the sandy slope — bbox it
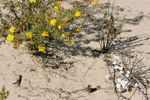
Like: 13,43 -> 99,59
0,0 -> 150,100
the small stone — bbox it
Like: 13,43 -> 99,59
117,78 -> 122,83
118,67 -> 123,71
134,83 -> 138,87
114,56 -> 119,59
106,74 -> 111,79
127,71 -> 130,74
125,74 -> 129,77
114,65 -> 119,69
113,61 -> 117,65
116,84 -> 121,88
120,71 -> 124,74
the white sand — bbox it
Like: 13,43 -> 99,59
0,0 -> 150,100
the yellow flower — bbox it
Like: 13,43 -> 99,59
29,0 -> 36,3
95,1 -> 101,5
77,28 -> 82,32
57,1 -> 60,4
69,40 -> 74,45
62,33 -> 68,38
91,1 -> 94,4
58,25 -> 62,30
57,1 -> 61,6
7,34 -> 15,41
54,6 -> 59,12
75,11 -> 81,17
50,19 -> 57,26
38,46 -> 45,52
9,26 -> 16,33
98,2 -> 101,5
26,32 -> 32,39
42,31 -> 49,37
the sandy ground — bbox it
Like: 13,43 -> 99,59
0,0 -> 150,100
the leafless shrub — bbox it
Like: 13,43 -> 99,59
105,53 -> 150,100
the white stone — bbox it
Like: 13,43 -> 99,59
116,84 -> 121,88
121,80 -> 128,89
143,78 -> 146,82
125,74 -> 129,77
113,61 -> 117,65
114,56 -> 119,59
114,65 -> 119,69
120,71 -> 124,74
118,88 -> 122,92
118,66 -> 123,71
127,71 -> 130,74
117,78 -> 122,83
134,83 -> 139,87
106,74 -> 110,79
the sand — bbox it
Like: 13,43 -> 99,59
0,0 -> 150,100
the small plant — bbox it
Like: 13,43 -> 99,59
97,11 -> 125,53
0,86 -> 9,100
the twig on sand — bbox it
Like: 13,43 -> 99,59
84,58 -> 99,76
70,84 -> 100,94
106,65 -> 117,94
12,74 -> 22,86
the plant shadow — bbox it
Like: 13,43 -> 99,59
110,35 -> 150,57
34,3 -> 148,69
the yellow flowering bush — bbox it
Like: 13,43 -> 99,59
0,0 -> 98,52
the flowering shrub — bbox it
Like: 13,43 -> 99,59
0,0 -> 100,52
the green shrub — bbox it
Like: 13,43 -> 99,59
98,12 -> 125,53
0,0 -> 101,52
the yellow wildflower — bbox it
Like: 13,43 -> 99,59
54,6 -> 59,12
9,26 -> 16,33
7,34 -> 15,41
42,31 -> 49,37
95,1 -> 101,5
58,25 -> 62,30
62,33 -> 68,38
77,28 -> 82,32
29,0 -> 36,3
91,1 -> 94,4
26,32 -> 32,39
57,1 -> 61,6
69,40 -> 74,45
50,19 -> 57,26
75,11 -> 81,17
57,1 -> 60,4
38,46 -> 45,52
